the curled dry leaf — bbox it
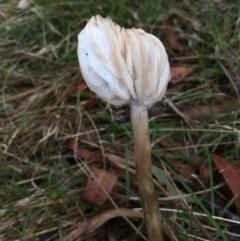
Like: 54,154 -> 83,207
212,154 -> 240,214
82,167 -> 118,207
170,66 -> 195,84
63,209 -> 143,241
17,0 -> 32,9
163,15 -> 181,51
64,208 -> 174,241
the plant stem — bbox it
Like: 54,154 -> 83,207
130,104 -> 164,241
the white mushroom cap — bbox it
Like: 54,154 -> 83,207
78,15 -> 170,109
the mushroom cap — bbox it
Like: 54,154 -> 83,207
78,15 -> 170,108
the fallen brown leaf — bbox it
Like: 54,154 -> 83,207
149,101 -> 240,121
159,138 -> 187,156
65,83 -> 88,99
212,153 -> 240,214
199,165 -> 211,179
181,100 -> 240,120
163,15 -> 181,51
66,138 -> 103,162
82,167 -> 118,207
170,66 -> 195,84
78,83 -> 88,92
175,162 -> 195,180
64,208 -> 174,241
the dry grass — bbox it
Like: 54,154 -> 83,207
1,0 -> 240,240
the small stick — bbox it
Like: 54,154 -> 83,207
131,104 -> 164,241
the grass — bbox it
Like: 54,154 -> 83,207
1,0 -> 240,240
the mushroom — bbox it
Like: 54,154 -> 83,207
77,15 -> 170,241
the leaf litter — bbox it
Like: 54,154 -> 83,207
212,154 -> 240,215
1,1 -> 240,241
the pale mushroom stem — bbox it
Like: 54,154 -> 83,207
130,104 -> 164,241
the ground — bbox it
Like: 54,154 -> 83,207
1,0 -> 240,241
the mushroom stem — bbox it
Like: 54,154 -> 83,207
130,104 -> 164,241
